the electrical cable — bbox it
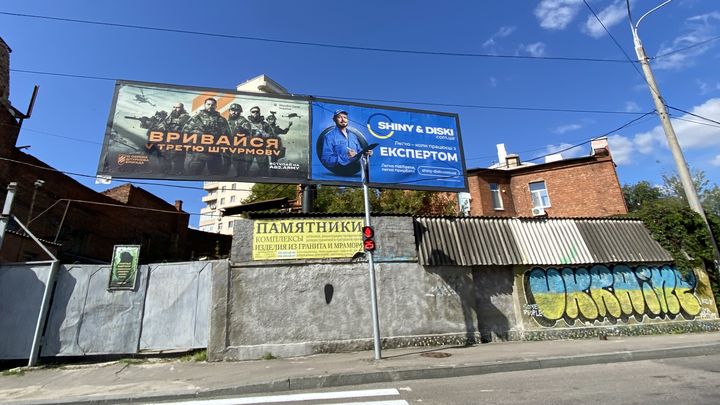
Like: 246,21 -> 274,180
9,68 -> 649,116
0,11 -> 632,63
583,0 -> 647,84
667,105 -> 720,126
670,116 -> 720,130
652,35 -> 720,60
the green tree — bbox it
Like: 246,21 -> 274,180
622,181 -> 663,212
244,183 -> 456,215
661,169 -> 720,216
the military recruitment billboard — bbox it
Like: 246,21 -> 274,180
309,100 -> 467,191
97,80 -> 467,192
97,81 -> 310,183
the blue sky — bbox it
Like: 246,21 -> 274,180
2,0 -> 719,226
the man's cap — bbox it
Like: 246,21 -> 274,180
229,103 -> 242,111
266,114 -> 276,121
333,109 -> 348,118
250,106 -> 260,113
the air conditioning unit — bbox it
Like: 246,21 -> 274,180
531,207 -> 546,217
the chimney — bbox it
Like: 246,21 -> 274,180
0,37 -> 11,103
496,144 -> 507,166
591,137 -> 610,156
505,154 -> 520,168
175,200 -> 183,211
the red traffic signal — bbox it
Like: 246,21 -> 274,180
362,226 -> 376,252
363,239 -> 376,251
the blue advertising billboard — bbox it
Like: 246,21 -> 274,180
310,101 -> 467,191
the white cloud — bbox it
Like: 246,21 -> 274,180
607,134 -> 634,165
553,123 -> 582,134
697,80 -> 720,95
655,12 -> 720,70
535,0 -> 583,30
523,42 -> 547,57
582,0 -> 627,38
606,98 -> 720,165
545,142 -> 585,159
634,98 -> 720,151
489,77 -> 498,87
624,101 -> 642,112
482,25 -> 517,49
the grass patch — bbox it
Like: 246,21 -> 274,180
261,352 -> 277,360
118,358 -> 144,365
2,368 -> 26,376
180,350 -> 207,362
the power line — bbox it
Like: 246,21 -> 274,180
583,0 -> 647,84
653,34 -> 720,59
0,11 -> 631,63
524,110 -> 656,163
667,105 -> 720,126
10,68 -> 650,116
670,116 -> 720,130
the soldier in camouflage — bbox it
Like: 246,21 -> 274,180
265,113 -> 292,163
181,98 -> 231,176
228,103 -> 253,177
161,103 -> 191,175
246,106 -> 273,176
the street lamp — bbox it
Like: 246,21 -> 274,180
626,0 -> 720,265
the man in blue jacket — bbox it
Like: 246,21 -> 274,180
320,109 -> 365,170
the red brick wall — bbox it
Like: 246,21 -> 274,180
468,154 -> 627,218
0,37 -> 9,102
467,173 -> 515,217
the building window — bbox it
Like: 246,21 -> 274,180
208,203 -> 216,210
228,220 -> 234,229
529,181 -> 551,208
231,183 -> 236,190
230,195 -> 236,203
490,183 -> 503,210
220,197 -> 225,205
221,185 -> 226,192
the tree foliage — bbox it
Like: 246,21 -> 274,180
244,184 -> 457,216
623,171 -> 720,304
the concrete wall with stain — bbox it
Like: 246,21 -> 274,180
517,264 -> 719,332
212,216 -> 480,361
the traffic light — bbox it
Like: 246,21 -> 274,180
362,226 -> 376,252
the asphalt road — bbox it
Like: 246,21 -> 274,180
150,354 -> 720,404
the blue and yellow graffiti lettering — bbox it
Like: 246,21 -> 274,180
525,264 -> 701,323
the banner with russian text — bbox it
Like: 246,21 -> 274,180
253,219 -> 363,260
97,81 -> 309,183
309,100 -> 467,192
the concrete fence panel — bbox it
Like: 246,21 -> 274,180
42,264 -> 149,356
0,264 -> 52,359
139,261 -> 214,350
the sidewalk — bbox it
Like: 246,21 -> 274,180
1,332 -> 719,405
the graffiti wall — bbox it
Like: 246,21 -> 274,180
523,264 -> 718,327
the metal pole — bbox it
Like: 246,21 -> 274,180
0,182 -> 18,251
29,260 -> 59,367
54,201 -> 71,243
301,184 -> 314,213
630,14 -> 720,266
361,154 -> 382,360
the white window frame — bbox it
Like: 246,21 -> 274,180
529,181 -> 551,208
490,183 -> 504,210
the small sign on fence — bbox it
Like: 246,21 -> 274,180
108,245 -> 141,290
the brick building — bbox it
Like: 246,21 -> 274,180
0,37 -> 229,263
465,139 -> 627,217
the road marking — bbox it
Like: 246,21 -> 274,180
153,388 -> 401,404
324,401 -> 409,405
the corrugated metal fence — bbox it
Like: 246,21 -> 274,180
0,261 -> 220,360
415,217 -> 672,266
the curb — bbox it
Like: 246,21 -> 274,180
36,342 -> 720,405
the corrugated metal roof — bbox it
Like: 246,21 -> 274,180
575,220 -> 673,263
415,217 -> 672,266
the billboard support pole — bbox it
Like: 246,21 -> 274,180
361,153 -> 382,360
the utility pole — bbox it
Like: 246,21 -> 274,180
360,146 -> 381,360
627,0 -> 720,265
0,182 -> 18,250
